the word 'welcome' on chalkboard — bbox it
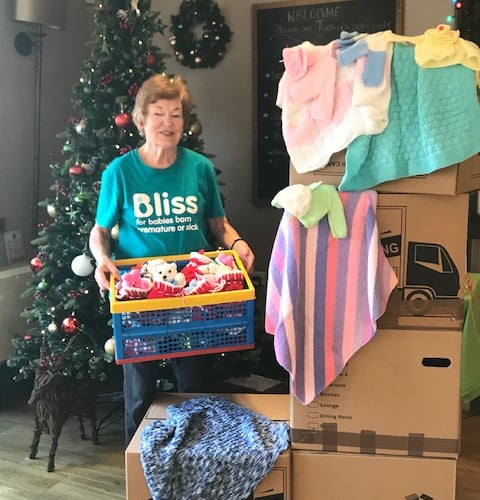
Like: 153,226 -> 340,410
252,0 -> 404,204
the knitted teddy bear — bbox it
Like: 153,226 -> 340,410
115,268 -> 153,300
150,261 -> 186,287
146,261 -> 186,299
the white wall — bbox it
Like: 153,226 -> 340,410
0,0 -> 91,268
0,5 -> 35,267
403,0 -> 453,35
38,2 -> 93,224
0,0 -> 455,272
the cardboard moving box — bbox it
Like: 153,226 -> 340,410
377,290 -> 464,330
289,151 -> 480,195
125,393 -> 291,500
292,450 -> 456,500
290,328 -> 462,458
376,193 -> 469,303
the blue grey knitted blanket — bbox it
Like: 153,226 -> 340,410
140,396 -> 290,500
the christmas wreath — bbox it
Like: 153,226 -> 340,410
169,0 -> 233,69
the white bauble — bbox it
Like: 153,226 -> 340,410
111,224 -> 120,240
71,254 -> 94,277
47,204 -> 58,218
104,337 -> 116,356
47,322 -> 58,334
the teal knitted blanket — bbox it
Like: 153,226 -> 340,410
341,43 -> 480,191
140,396 -> 290,500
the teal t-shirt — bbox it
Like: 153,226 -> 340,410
95,147 -> 225,259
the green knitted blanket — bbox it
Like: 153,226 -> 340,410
342,43 -> 480,191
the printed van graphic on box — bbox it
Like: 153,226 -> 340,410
380,231 -> 460,301
377,202 -> 460,305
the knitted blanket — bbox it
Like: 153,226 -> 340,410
341,43 -> 480,191
265,191 -> 398,404
277,35 -> 393,173
140,396 -> 290,500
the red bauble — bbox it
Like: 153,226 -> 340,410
146,53 -> 156,67
128,82 -> 139,96
30,255 -> 43,273
69,164 -> 86,177
114,112 -> 131,128
61,316 -> 80,335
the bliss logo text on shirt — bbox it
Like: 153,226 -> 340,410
133,192 -> 199,217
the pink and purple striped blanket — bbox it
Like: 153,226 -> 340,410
265,190 -> 397,404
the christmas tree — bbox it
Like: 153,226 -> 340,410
456,0 -> 480,44
7,0 -> 259,390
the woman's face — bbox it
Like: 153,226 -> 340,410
141,98 -> 184,149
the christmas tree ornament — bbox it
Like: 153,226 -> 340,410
37,280 -> 49,292
47,322 -> 58,334
47,203 -> 58,218
30,255 -> 43,273
114,112 -> 132,128
190,120 -> 203,136
104,337 -> 116,356
75,119 -> 87,134
117,9 -> 128,20
101,70 -> 114,85
130,0 -> 140,16
69,164 -> 86,177
83,84 -> 93,95
71,253 -> 95,277
61,315 -> 80,335
111,224 -> 120,240
146,53 -> 156,67
170,0 -> 232,69
128,82 -> 140,96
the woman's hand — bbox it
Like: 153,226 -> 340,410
207,217 -> 256,274
94,255 -> 121,293
89,224 -> 120,294
232,240 -> 255,274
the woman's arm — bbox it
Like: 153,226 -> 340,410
89,224 -> 121,291
208,216 -> 255,274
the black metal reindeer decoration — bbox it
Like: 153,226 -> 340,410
28,334 -> 98,472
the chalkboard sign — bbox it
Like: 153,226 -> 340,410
252,0 -> 404,203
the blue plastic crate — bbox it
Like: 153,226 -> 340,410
112,300 -> 255,363
109,251 -> 256,364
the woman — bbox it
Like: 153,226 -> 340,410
89,74 -> 255,444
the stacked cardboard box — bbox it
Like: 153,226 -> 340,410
125,393 -> 291,500
289,328 -> 461,498
286,153 -> 480,498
